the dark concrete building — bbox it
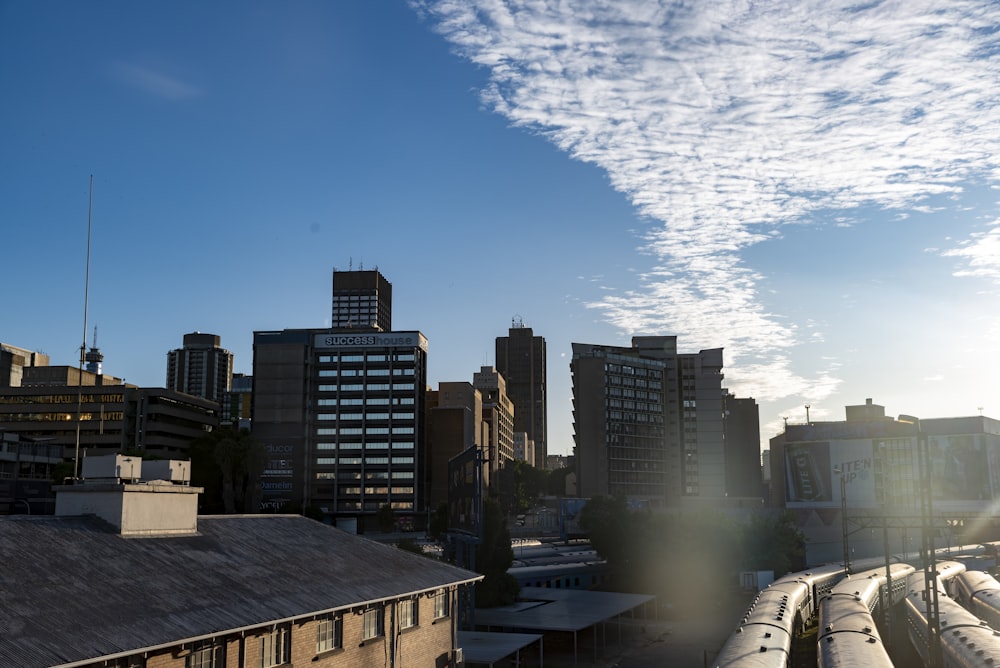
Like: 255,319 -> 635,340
572,336 -> 748,506
0,343 -> 50,388
331,267 -> 393,331
425,382 -> 485,510
166,331 -> 234,403
723,393 -> 762,498
0,372 -> 219,463
495,319 -> 547,468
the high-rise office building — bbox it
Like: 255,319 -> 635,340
331,268 -> 392,331
495,319 -> 547,468
254,269 -> 425,528
723,394 -> 762,498
166,332 -> 233,403
252,328 -> 428,528
571,336 -> 737,506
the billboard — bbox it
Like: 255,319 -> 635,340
928,433 -> 992,501
785,432 -> 1000,507
785,441 -> 832,502
785,439 -> 877,506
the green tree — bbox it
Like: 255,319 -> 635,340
475,498 -> 520,607
428,502 -> 449,540
578,495 -> 634,573
189,427 -> 267,514
545,466 -> 573,496
740,510 -> 806,577
376,503 -> 396,532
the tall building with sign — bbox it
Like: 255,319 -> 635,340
252,328 -> 428,530
495,319 -> 547,468
166,332 -> 234,403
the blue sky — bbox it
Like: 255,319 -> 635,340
3,1 -> 999,458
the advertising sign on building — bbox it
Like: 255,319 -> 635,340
785,439 -> 877,506
785,431 -> 1000,508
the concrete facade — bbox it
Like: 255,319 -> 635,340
571,336 -> 749,506
495,321 -> 547,468
166,332 -> 234,403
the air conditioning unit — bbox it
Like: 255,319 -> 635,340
81,453 -> 141,482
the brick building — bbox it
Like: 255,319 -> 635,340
0,466 -> 480,668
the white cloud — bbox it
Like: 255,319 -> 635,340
112,62 -> 202,101
944,220 -> 1000,283
417,0 -> 1000,399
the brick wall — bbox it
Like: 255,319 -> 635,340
105,588 -> 459,668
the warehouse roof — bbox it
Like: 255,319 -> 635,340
0,513 -> 481,668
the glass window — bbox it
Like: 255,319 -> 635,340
186,646 -> 221,668
261,627 -> 289,668
362,606 -> 384,641
434,590 -> 450,619
399,599 -> 418,629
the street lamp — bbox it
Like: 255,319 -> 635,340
832,467 -> 850,574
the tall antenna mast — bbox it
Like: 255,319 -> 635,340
73,175 -> 94,480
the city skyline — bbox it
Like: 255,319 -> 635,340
3,2 -> 999,456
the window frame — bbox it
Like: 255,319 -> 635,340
186,644 -> 221,668
260,625 -> 289,668
433,590 -> 450,620
399,598 -> 418,630
362,605 -> 384,641
316,615 -> 343,654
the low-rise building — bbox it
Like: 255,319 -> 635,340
0,463 -> 481,668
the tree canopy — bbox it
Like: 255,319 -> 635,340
189,427 -> 267,514
475,498 -> 520,607
578,497 -> 805,611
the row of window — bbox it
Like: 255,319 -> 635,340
338,500 -> 415,511
317,413 -> 415,421
318,397 -> 414,406
317,426 -> 415,435
317,470 -> 414,480
318,383 -> 415,392
318,368 -> 414,377
0,393 -> 126,404
316,456 -> 414,465
338,486 -> 415,495
606,411 -> 662,423
318,353 -> 415,363
0,411 -> 125,422
317,442 -> 414,450
171,592 -> 450,668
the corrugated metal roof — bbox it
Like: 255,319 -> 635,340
0,514 -> 480,668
